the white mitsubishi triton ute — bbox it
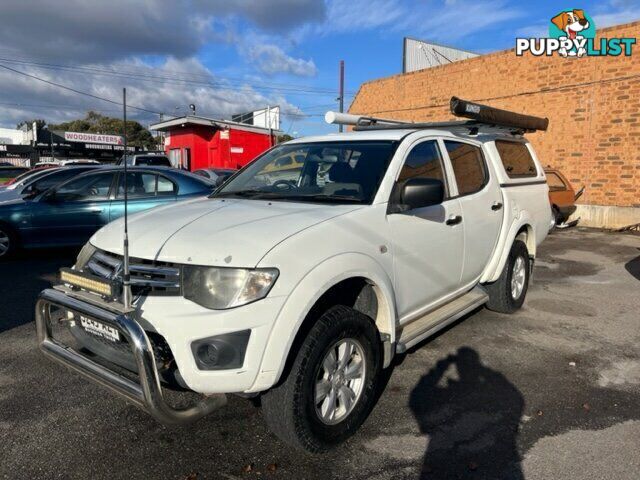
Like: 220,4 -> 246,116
36,97 -> 552,452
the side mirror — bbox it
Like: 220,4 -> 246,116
214,174 -> 231,187
22,185 -> 38,198
40,190 -> 58,202
398,178 -> 445,211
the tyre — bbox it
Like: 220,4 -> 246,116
261,305 -> 381,452
550,206 -> 560,231
0,224 -> 18,260
485,240 -> 530,314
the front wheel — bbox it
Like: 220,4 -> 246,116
485,240 -> 530,314
261,305 -> 381,452
0,224 -> 18,260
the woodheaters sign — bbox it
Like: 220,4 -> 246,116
63,131 -> 124,145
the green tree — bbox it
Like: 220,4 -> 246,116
16,119 -> 46,130
277,133 -> 294,143
49,111 -> 156,149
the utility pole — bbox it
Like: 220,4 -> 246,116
338,60 -> 345,133
267,105 -> 273,146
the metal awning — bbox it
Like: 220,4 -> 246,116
150,115 -> 281,135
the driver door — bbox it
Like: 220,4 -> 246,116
387,139 -> 464,321
31,171 -> 117,246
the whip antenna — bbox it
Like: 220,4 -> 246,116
122,87 -> 132,309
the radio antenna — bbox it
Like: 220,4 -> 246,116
122,87 -> 132,309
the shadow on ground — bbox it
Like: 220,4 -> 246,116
0,247 -> 77,333
624,252 -> 640,281
409,347 -> 524,479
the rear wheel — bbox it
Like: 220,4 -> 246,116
261,305 -> 381,452
0,224 -> 17,260
551,206 -> 560,230
485,240 -> 530,314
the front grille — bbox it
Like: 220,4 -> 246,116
85,249 -> 181,296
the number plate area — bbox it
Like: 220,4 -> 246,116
79,315 -> 121,343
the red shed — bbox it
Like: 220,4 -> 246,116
150,116 -> 277,171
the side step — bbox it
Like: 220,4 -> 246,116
396,287 -> 488,353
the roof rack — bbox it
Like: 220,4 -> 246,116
325,97 -> 549,135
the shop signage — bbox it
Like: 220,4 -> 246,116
64,132 -> 124,145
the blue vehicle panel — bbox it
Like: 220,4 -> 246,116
0,167 -> 214,253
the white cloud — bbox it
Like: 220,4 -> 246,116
192,0 -> 326,31
592,9 -> 640,28
315,0 -> 524,43
401,0 -> 525,42
590,0 -> 640,28
324,0 -> 406,32
0,57 -> 301,128
245,44 -> 317,77
0,0 -> 208,63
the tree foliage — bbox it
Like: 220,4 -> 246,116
49,111 -> 156,149
277,133 -> 294,143
16,119 -> 46,130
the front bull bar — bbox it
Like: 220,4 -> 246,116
35,287 -> 227,425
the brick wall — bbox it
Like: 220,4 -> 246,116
350,21 -> 640,208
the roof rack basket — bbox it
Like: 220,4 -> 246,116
325,96 -> 549,135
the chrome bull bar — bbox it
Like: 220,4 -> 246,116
35,287 -> 226,425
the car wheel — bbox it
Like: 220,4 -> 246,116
551,207 -> 561,230
261,305 -> 381,452
0,224 -> 17,260
485,240 -> 530,314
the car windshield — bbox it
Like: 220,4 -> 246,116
215,141 -> 397,204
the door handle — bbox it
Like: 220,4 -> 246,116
491,202 -> 503,211
446,215 -> 462,226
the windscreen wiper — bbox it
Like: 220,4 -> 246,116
247,193 -> 364,203
213,189 -> 266,198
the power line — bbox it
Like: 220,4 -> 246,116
0,56 -> 356,97
0,100 -> 124,113
0,63 -> 161,115
0,53 -> 354,94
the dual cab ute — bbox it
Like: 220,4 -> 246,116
36,98 -> 551,452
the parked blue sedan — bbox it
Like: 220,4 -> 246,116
0,166 -> 215,258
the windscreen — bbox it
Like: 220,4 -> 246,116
216,141 -> 397,204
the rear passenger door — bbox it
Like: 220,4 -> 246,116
442,140 -> 503,285
109,172 -> 177,221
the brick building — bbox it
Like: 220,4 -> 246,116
350,21 -> 640,228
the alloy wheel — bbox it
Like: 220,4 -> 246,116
0,230 -> 9,257
511,256 -> 526,299
314,338 -> 366,425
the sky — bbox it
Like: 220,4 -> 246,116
0,0 -> 638,137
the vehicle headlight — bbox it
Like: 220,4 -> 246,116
183,266 -> 279,310
74,242 -> 97,270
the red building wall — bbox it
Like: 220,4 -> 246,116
165,125 -> 272,171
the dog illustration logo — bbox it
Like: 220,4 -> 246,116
549,9 -> 594,57
517,8 -> 635,58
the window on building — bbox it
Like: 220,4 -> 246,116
169,148 -> 181,168
495,141 -> 538,178
445,141 -> 487,196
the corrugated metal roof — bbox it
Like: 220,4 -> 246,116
403,37 -> 479,73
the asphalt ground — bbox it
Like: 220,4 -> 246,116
1,228 -> 639,480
